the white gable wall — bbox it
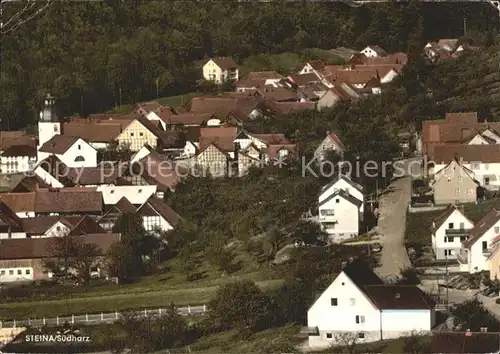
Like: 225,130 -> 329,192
360,47 -> 379,58
482,130 -> 500,144
131,146 -> 153,163
33,166 -> 65,188
319,195 -> 359,241
433,162 -> 500,190
468,134 -> 490,145
319,178 -> 364,209
468,220 -> 500,273
380,70 -> 398,84
307,271 -> 380,348
432,210 -> 474,260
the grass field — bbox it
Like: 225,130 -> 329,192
0,247 -> 283,320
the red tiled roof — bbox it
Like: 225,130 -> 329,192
62,121 -> 124,143
256,87 -> 297,102
211,57 -> 238,70
1,145 -> 37,157
135,101 -> 164,115
0,133 -> 36,152
363,285 -> 436,309
271,102 -> 316,114
252,133 -> 290,145
265,144 -> 297,160
327,131 -> 346,150
431,144 -> 500,165
0,192 -> 36,212
167,113 -> 214,126
287,73 -> 321,87
0,233 -> 120,260
34,188 -> 103,214
199,136 -> 235,153
200,127 -> 238,139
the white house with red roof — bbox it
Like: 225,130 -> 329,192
430,204 -> 474,260
459,208 -> 500,273
203,58 -> 239,83
314,131 -> 346,161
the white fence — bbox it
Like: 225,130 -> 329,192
0,305 -> 207,329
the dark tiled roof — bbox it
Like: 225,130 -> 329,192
288,73 -> 321,87
364,45 -> 387,56
115,197 -> 137,213
138,196 -> 181,227
67,215 -> 105,236
432,204 -> 460,232
0,132 -> 36,151
363,285 -> 436,309
136,101 -> 164,115
0,192 -> 36,212
0,201 -> 22,230
39,135 -> 81,154
432,144 -> 500,164
34,189 -> 103,214
10,175 -> 49,193
431,332 -> 500,353
62,121 -> 124,143
343,259 -> 385,288
464,209 -> 500,248
318,189 -> 363,208
320,175 -> 364,195
0,233 -> 120,260
1,145 -> 37,157
211,57 -> 238,70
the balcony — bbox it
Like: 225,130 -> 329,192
445,229 -> 471,236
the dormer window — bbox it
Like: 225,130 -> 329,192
54,125 -> 58,132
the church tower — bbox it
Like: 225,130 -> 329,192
38,93 -> 60,148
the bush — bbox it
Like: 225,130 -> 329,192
495,298 -> 500,305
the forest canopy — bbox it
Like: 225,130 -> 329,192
0,1 -> 498,129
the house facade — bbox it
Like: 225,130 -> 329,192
137,196 -> 181,234
195,143 -> 229,177
459,209 -> 500,273
314,131 -> 346,161
360,46 -> 387,58
38,136 -> 97,168
0,145 -> 37,174
431,160 -> 478,205
116,119 -> 158,151
318,190 -> 362,242
431,205 -> 474,260
202,58 -> 239,84
307,260 -> 436,349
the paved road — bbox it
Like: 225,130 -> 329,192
375,160 -> 415,281
0,305 -> 207,329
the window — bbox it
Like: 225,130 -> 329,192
358,333 -> 365,339
74,156 -> 85,162
77,144 -> 81,150
485,177 -> 490,185
138,189 -> 143,193
17,270 -> 22,275
446,236 -> 453,242
448,223 -> 454,229
326,333 -> 333,339
467,188 -> 473,195
454,188 -> 460,195
472,163 -> 480,170
355,315 -> 365,324
496,226 -> 500,234
331,298 -> 338,306
444,249 -> 453,256
56,226 -> 61,231
9,270 -> 13,275
350,298 -> 356,306
130,133 -> 134,137
110,190 -> 115,194
483,241 -> 488,250
335,199 -> 340,203
457,176 -> 463,182
320,209 -> 335,216
485,164 -> 489,170
139,132 -> 144,137
460,236 -> 467,242
0,270 -> 4,275
25,269 -> 30,275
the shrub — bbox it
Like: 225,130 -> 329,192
495,298 -> 500,305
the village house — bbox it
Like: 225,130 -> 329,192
0,200 -> 26,239
314,131 -> 346,161
0,233 -> 120,283
316,84 -> 360,111
137,196 -> 181,234
0,145 -> 37,174
360,45 -> 388,58
348,52 -> 408,66
288,73 -> 322,87
487,235 -> 500,280
21,214 -> 104,239
38,135 -> 98,168
431,159 -> 479,205
0,131 -> 36,154
430,204 -> 474,260
135,101 -> 165,118
431,331 -> 500,353
235,71 -> 284,92
31,156 -> 158,205
458,208 -> 500,273
306,259 -> 436,349
59,118 -> 126,150
431,144 -> 500,191
299,60 -> 326,77
318,175 -> 364,242
98,197 -> 137,231
202,58 -> 239,84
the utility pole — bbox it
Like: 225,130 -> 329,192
119,86 -> 122,107
156,79 -> 159,100
463,17 -> 467,37
445,251 -> 449,310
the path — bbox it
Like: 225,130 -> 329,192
0,305 -> 207,329
375,160 -> 416,280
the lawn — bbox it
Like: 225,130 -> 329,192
312,336 -> 424,353
0,247 -> 283,320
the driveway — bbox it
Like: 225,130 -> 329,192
375,175 -> 412,281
